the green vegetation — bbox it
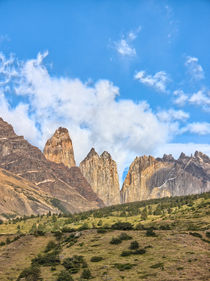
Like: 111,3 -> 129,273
0,192 -> 209,280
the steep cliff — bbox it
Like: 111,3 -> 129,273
80,148 -> 120,206
44,127 -> 76,168
121,153 -> 210,203
0,118 -> 104,214
0,168 -> 58,220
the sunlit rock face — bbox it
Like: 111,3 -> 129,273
0,118 -> 104,213
121,153 -> 210,203
44,127 -> 76,169
80,148 -> 120,206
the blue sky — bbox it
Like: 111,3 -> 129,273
0,0 -> 210,182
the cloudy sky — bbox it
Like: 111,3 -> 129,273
0,0 -> 210,183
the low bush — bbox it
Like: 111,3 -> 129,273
110,237 -> 122,244
133,249 -> 146,255
146,228 -> 157,237
62,255 -> 87,274
111,222 -> 133,230
121,250 -> 132,257
189,232 -> 202,238
119,233 -> 132,240
45,240 -> 57,252
90,256 -> 103,262
32,250 -> 60,266
129,241 -> 139,250
56,270 -> 74,281
97,228 -> 107,234
114,263 -> 135,271
150,262 -> 164,269
206,231 -> 210,238
17,265 -> 42,281
80,268 -> 92,279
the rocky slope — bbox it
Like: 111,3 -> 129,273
44,127 -> 76,168
0,168 -> 58,220
0,118 -> 104,214
80,148 -> 120,206
121,152 -> 210,203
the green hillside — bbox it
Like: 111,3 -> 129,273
0,192 -> 209,281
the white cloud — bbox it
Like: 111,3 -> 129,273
0,51 -> 175,182
157,109 -> 189,122
189,90 -> 210,111
115,39 -> 136,56
182,122 -> 210,135
185,56 -> 204,80
114,27 -> 141,57
173,89 -> 188,106
135,70 -> 169,92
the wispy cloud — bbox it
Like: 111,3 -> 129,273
157,109 -> 189,122
182,122 -> 210,135
189,90 -> 210,111
185,56 -> 204,80
173,89 -> 188,106
134,70 -> 170,92
114,27 -> 141,57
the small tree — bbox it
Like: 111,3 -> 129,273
141,207 -> 148,220
129,241 -> 139,250
81,268 -> 92,279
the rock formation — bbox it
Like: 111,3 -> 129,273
0,118 -> 104,215
121,153 -> 210,203
0,167 -> 58,220
44,127 -> 76,168
80,148 -> 120,206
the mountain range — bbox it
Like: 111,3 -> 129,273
0,117 -> 209,219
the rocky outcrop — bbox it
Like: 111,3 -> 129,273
0,118 -> 104,214
0,168 -> 58,220
44,127 -> 76,168
121,153 -> 210,203
80,148 -> 120,206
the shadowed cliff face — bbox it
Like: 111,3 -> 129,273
80,148 -> 120,206
44,127 -> 76,169
0,118 -> 104,214
121,153 -> 210,203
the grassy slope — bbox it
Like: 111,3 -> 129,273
0,192 -> 209,281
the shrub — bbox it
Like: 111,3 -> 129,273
0,241 -> 6,246
45,240 -> 57,252
97,229 -> 107,234
129,241 -> 139,250
150,262 -> 164,269
133,249 -> 146,255
114,263 -> 135,271
135,223 -> 145,230
17,265 -> 41,281
146,228 -> 157,237
80,268 -> 92,279
32,250 -> 60,266
111,222 -> 133,230
119,233 -> 132,240
90,256 -> 103,262
62,255 -> 86,273
189,232 -> 202,238
110,237 -> 122,245
56,270 -> 74,281
206,231 -> 210,238
159,224 -> 171,230
121,250 -> 132,256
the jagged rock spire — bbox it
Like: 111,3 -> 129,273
44,127 -> 76,168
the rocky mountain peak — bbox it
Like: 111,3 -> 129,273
0,118 -> 16,138
44,127 -> 76,168
162,154 -> 175,162
80,149 -> 120,206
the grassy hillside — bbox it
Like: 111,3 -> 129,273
0,192 -> 209,280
